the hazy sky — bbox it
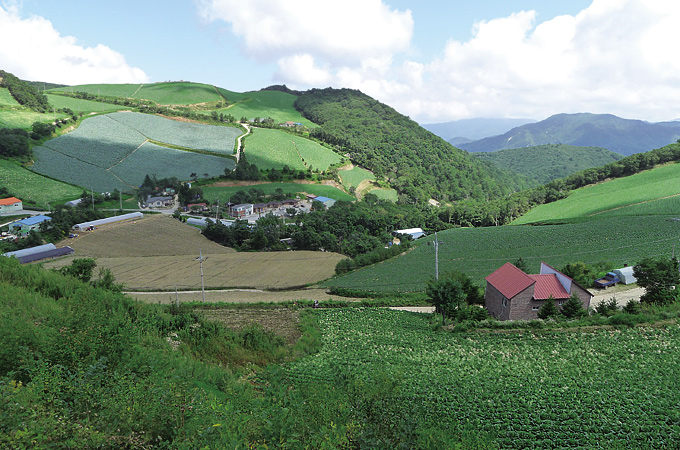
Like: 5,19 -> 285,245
1,0 -> 679,123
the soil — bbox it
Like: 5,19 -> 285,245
201,308 -> 302,344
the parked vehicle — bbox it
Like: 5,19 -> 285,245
594,272 -> 620,288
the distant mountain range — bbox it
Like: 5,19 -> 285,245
421,118 -> 536,145
457,113 -> 680,156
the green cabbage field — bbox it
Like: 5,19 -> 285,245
30,113 -> 237,192
288,308 -> 680,449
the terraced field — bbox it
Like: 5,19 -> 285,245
245,128 -> 341,171
338,166 -> 375,189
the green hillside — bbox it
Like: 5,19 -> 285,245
46,93 -> 130,114
295,88 -> 529,203
214,88 -> 314,126
513,162 -> 680,224
473,144 -> 624,185
244,127 -> 342,171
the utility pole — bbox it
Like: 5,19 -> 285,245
427,231 -> 442,281
91,188 -> 95,210
196,249 -> 208,302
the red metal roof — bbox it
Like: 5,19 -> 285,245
529,274 -> 570,299
485,262 -> 535,299
0,197 -> 21,206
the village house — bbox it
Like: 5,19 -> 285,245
146,195 -> 173,208
485,262 -> 592,321
10,215 -> 52,236
0,197 -> 22,214
231,203 -> 254,218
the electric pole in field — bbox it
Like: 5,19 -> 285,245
428,232 -> 442,281
196,249 -> 208,302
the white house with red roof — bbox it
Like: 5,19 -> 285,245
485,262 -> 592,320
0,197 -> 22,214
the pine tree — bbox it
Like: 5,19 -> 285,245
561,293 -> 587,318
537,296 -> 559,319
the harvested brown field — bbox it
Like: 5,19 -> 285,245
201,308 -> 302,344
63,214 -> 234,257
44,215 -> 345,290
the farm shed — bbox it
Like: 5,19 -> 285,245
613,266 -> 637,284
64,199 -> 83,207
72,212 -> 144,231
312,196 -> 336,209
0,197 -> 22,213
4,243 -> 56,259
186,217 -> 235,228
17,246 -> 74,264
485,262 -> 592,321
393,228 -> 425,240
10,215 -> 51,236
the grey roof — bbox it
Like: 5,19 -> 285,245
4,243 -> 56,258
73,212 -> 144,230
18,246 -> 74,264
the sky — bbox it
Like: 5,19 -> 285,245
1,0 -> 679,124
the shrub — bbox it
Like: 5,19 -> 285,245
537,297 -> 559,319
623,300 -> 641,314
561,294 -> 587,319
595,297 -> 619,316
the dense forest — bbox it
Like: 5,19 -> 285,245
294,88 -> 530,204
0,70 -> 50,112
473,144 -> 624,185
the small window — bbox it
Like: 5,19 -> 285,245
532,306 -> 539,311
502,298 -> 507,307
558,301 -> 564,306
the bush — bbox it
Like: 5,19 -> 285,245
623,300 -> 641,314
595,297 -> 619,316
561,294 -> 587,319
537,297 -> 559,319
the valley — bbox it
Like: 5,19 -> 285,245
3,74 -> 680,449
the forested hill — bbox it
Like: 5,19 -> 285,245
473,144 -> 624,186
459,113 -> 680,156
0,69 -> 51,112
294,88 -> 529,203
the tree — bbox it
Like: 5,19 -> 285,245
634,256 -> 680,305
60,258 -> 97,283
537,296 -> 559,319
513,257 -> 529,273
425,277 -> 466,325
561,294 -> 587,319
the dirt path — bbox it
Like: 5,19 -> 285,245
128,288 -> 361,304
591,286 -> 645,307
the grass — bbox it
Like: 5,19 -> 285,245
214,88 -> 315,126
202,182 -> 355,202
49,83 -> 142,98
0,159 -> 82,207
514,163 -> 680,224
46,94 -> 129,114
369,188 -> 398,202
338,166 -> 375,189
136,82 -> 222,105
0,110 -> 64,129
0,88 -> 19,106
323,214 -> 680,293
244,128 -> 341,171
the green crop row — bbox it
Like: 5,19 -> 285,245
287,308 -> 680,449
324,214 -> 680,292
514,163 -> 680,224
107,112 -> 239,155
0,159 -> 82,206
245,128 -> 341,171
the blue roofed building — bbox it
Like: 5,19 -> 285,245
312,196 -> 336,209
10,215 -> 52,236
